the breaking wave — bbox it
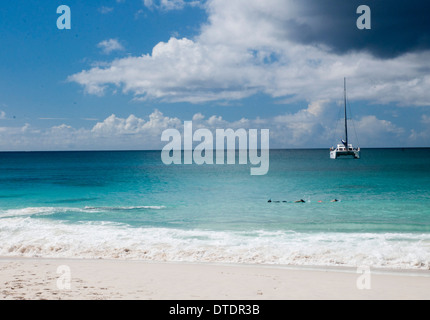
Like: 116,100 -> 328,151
0,205 -> 165,219
0,214 -> 429,270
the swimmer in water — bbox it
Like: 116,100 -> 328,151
295,199 -> 305,203
331,199 -> 339,202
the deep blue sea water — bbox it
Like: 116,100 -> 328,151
0,149 -> 429,269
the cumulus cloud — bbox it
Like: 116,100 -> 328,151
143,0 -> 202,11
72,37 -> 266,102
0,106 -> 421,151
98,6 -> 114,14
353,115 -> 405,147
92,110 -> 182,136
408,114 -> 430,145
68,0 -> 430,107
421,115 -> 430,125
97,39 -> 125,54
0,111 -> 180,151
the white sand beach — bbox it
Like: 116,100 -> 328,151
0,257 -> 429,300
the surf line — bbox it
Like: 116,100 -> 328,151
161,121 -> 270,175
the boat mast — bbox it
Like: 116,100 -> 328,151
344,77 -> 348,148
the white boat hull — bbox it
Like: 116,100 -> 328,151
330,149 -> 360,159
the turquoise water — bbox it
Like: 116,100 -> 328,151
0,149 -> 429,269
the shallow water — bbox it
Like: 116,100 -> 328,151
0,149 -> 429,269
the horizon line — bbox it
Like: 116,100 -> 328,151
0,147 -> 429,153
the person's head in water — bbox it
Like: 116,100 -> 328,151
295,199 -> 305,203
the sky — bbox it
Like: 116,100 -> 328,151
0,0 -> 429,151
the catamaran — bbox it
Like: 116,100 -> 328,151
330,78 -> 360,159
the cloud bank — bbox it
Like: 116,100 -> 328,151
0,106 -> 420,151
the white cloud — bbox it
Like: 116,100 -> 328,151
70,102 -> 334,149
92,110 -> 182,136
0,106 -> 427,151
269,100 -> 331,146
0,111 -> 179,151
421,115 -> 430,124
355,115 -> 404,135
71,37 -> 267,102
192,113 -> 205,121
143,0 -> 202,11
99,6 -> 114,14
409,114 -> 430,144
143,0 -> 154,8
352,115 -> 405,147
97,39 -> 125,54
69,0 -> 430,107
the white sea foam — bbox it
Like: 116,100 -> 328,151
0,207 -> 62,218
0,205 -> 165,218
84,206 -> 166,210
0,215 -> 429,270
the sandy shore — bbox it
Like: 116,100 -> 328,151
0,257 -> 429,300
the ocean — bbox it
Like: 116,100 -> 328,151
0,149 -> 429,270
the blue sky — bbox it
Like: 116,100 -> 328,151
0,0 -> 429,150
